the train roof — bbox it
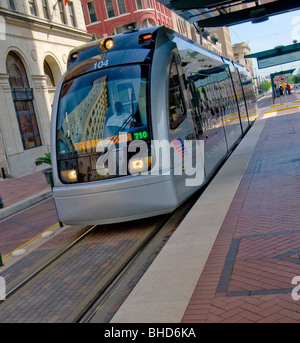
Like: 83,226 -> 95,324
66,25 -> 223,69
63,25 -> 251,84
67,26 -> 162,69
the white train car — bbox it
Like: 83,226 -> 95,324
50,26 -> 257,225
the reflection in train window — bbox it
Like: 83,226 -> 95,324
169,58 -> 186,130
56,64 -> 150,183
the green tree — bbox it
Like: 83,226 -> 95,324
287,75 -> 300,84
292,75 -> 300,84
258,81 -> 271,94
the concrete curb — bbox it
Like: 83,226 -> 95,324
0,190 -> 52,221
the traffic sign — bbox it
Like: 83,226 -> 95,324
278,74 -> 287,83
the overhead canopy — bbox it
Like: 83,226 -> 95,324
270,69 -> 296,79
157,0 -> 300,27
245,43 -> 300,69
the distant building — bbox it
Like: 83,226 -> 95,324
233,42 -> 254,78
0,0 -> 91,178
81,0 -> 174,37
210,27 -> 234,60
201,34 -> 223,56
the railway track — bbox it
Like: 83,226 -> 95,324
0,192 -> 200,323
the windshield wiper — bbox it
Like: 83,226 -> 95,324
100,94 -> 136,160
111,113 -> 136,139
97,113 -> 135,164
111,93 -> 136,139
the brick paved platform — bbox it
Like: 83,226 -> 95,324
0,170 -> 51,220
0,170 -> 50,207
0,169 -> 57,262
111,90 -> 300,323
0,198 -> 59,257
182,107 -> 300,323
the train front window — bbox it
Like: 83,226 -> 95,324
56,64 -> 150,183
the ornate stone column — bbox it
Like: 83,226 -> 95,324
31,74 -> 52,148
0,73 -> 23,177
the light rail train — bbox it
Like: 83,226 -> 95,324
51,26 -> 257,225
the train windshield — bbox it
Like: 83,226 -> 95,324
56,64 -> 150,184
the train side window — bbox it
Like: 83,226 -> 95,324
168,58 -> 186,130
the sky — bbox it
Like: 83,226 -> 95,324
229,8 -> 300,78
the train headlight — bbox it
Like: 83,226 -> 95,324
99,38 -> 114,51
129,157 -> 151,175
105,38 -> 114,50
61,169 -> 78,182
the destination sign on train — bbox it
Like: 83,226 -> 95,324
73,130 -> 149,151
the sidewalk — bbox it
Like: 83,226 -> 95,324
271,89 -> 300,109
182,104 -> 300,323
0,170 -> 51,220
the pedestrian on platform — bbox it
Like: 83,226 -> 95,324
279,85 -> 283,95
286,84 -> 291,95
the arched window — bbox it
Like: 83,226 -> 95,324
44,60 -> 55,87
112,25 -> 123,35
6,52 -> 41,149
141,18 -> 155,28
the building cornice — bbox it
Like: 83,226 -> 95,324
0,8 -> 92,42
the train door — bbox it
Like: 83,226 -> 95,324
168,54 -> 200,201
188,68 -> 229,179
229,63 -> 249,133
218,66 -> 243,150
237,68 -> 257,124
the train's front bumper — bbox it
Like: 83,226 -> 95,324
53,175 -> 178,225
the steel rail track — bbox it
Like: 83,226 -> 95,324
0,214 -> 179,322
76,192 -> 200,323
2,225 -> 97,301
76,215 -> 172,323
0,190 -> 202,323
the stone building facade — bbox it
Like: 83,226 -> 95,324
233,42 -> 254,78
0,0 -> 90,178
210,27 -> 234,60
